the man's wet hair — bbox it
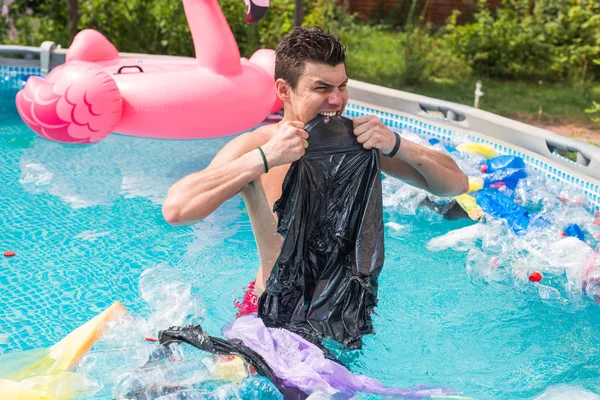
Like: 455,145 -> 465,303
275,26 -> 346,90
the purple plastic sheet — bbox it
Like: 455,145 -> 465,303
222,314 -> 458,398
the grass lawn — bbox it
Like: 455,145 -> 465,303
342,27 -> 600,131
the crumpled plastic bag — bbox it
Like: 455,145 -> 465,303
258,115 -> 384,349
223,315 -> 459,399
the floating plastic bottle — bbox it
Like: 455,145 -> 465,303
77,344 -> 182,384
485,155 -> 526,173
472,189 -> 530,235
113,359 -> 210,400
139,265 -> 206,334
427,223 -> 484,252
483,168 -> 528,190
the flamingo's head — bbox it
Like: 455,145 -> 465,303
244,0 -> 269,23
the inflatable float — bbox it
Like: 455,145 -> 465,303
0,301 -> 126,399
15,0 -> 281,144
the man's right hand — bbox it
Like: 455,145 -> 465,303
262,121 -> 308,168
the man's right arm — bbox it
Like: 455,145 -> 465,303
162,121 -> 307,226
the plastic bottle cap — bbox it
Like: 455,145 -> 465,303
480,165 -> 488,173
529,272 -> 543,282
3,251 -> 15,257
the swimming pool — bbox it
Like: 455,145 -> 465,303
2,67 -> 600,399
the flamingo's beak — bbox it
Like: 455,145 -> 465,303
244,0 -> 269,23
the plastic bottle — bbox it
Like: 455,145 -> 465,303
154,389 -> 214,399
483,168 -> 528,191
485,155 -> 526,173
466,248 -> 508,286
426,223 -> 484,252
113,359 -> 210,400
472,189 -> 530,235
77,344 -> 182,383
139,265 -> 206,333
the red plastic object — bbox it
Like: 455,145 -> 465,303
529,272 -> 543,282
4,251 -> 15,257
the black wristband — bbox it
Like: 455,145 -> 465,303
383,132 -> 401,158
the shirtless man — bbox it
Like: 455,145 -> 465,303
162,27 -> 469,296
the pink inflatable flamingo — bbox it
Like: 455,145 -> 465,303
16,0 -> 280,144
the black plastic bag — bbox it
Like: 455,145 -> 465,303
157,325 -> 308,399
258,115 -> 385,349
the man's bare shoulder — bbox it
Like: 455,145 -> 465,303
237,124 -> 274,147
208,124 -> 276,167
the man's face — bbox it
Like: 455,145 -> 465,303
285,62 -> 348,123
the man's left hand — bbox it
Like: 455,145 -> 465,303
353,115 -> 396,155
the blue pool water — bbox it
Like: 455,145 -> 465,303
2,70 -> 600,399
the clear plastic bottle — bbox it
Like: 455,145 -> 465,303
77,345 -> 178,383
139,265 -> 206,333
113,359 -> 210,400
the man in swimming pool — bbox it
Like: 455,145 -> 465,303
162,26 -> 468,305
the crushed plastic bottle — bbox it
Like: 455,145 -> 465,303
96,313 -> 150,349
139,264 -> 206,334
583,264 -> 600,305
113,359 -> 210,400
537,284 -> 564,302
154,389 -> 214,399
77,344 -> 182,385
388,135 -> 600,309
466,248 -> 508,286
427,223 -> 484,252
484,155 -> 526,173
558,185 -> 587,207
382,176 -> 428,215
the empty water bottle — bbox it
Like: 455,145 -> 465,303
113,359 -> 210,400
77,345 -> 177,383
139,265 -> 206,334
